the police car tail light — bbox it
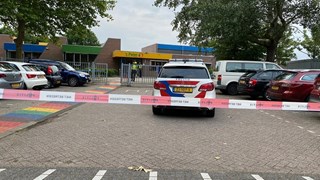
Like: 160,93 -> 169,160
199,82 -> 214,91
154,81 -> 166,90
0,73 -> 6,78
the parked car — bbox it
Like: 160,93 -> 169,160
7,61 -> 48,90
153,59 -> 216,117
0,61 -> 23,89
237,69 -> 287,99
309,73 -> 320,103
266,70 -> 320,102
27,59 -> 91,87
212,60 -> 282,95
33,64 -> 62,88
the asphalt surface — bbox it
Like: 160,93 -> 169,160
0,83 -> 319,179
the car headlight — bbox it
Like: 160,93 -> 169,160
79,73 -> 85,77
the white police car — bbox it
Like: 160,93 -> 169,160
152,59 -> 216,117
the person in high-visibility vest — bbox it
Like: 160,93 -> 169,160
131,61 -> 138,82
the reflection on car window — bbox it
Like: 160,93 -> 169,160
301,74 -> 318,81
266,64 -> 281,70
274,72 -> 297,80
0,63 -> 16,72
160,66 -> 210,79
258,71 -> 273,79
23,65 -> 41,72
60,62 -> 76,71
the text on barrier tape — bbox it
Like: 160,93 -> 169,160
0,88 -> 320,111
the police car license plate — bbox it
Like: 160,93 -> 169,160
173,87 -> 193,93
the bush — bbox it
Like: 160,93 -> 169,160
108,69 -> 118,77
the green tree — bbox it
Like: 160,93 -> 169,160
299,28 -> 320,59
0,0 -> 115,59
154,0 -> 320,62
66,28 -> 100,46
275,28 -> 297,65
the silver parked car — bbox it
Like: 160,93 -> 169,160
0,61 -> 23,89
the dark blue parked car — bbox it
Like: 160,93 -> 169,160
27,59 -> 91,87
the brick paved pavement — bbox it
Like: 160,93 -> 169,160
0,86 -> 319,178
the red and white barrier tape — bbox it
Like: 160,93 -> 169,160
1,89 -> 320,111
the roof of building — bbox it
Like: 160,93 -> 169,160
62,45 -> 101,55
157,43 -> 214,53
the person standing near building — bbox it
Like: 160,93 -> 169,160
131,61 -> 138,82
138,63 -> 142,77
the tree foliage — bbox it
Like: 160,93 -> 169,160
66,28 -> 100,46
299,28 -> 320,59
0,0 -> 115,59
154,0 -> 320,62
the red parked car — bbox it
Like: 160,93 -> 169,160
266,70 -> 320,102
309,74 -> 320,102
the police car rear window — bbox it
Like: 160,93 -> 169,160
159,66 -> 210,79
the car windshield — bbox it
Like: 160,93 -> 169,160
274,71 -> 297,81
159,66 -> 210,79
60,62 -> 76,71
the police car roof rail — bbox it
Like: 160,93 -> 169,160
169,59 -> 204,63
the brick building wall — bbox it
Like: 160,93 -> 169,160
95,38 -> 121,69
0,34 -> 13,60
39,37 -> 67,61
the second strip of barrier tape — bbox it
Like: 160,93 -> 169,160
1,89 -> 320,111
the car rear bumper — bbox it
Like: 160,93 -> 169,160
153,105 -> 214,111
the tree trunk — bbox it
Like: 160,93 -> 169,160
266,44 -> 277,62
14,19 -> 25,60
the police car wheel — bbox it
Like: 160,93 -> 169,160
204,109 -> 215,117
152,106 -> 162,115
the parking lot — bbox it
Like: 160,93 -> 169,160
0,83 -> 319,179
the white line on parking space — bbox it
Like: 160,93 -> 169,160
285,120 -> 290,123
33,169 -> 56,180
201,173 -> 212,180
125,90 -> 129,93
251,174 -> 264,180
145,90 -> 149,93
307,130 -> 315,134
302,176 -> 314,180
297,126 -> 304,129
278,117 -> 283,120
92,170 -> 107,180
264,112 -> 269,115
149,171 -> 157,180
0,169 -> 5,172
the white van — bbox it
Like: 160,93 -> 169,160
212,60 -> 282,95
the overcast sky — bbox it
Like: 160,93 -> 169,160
91,0 -> 309,60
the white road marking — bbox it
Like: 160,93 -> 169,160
0,169 -> 5,172
251,174 -> 264,180
271,115 -> 275,117
125,90 -> 129,93
201,173 -> 212,180
264,112 -> 269,115
277,117 -> 283,120
33,169 -> 56,180
285,120 -> 290,123
297,126 -> 304,129
137,90 -> 140,93
307,130 -> 315,134
92,170 -> 107,180
145,90 -> 149,93
149,171 -> 157,180
302,176 -> 314,180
